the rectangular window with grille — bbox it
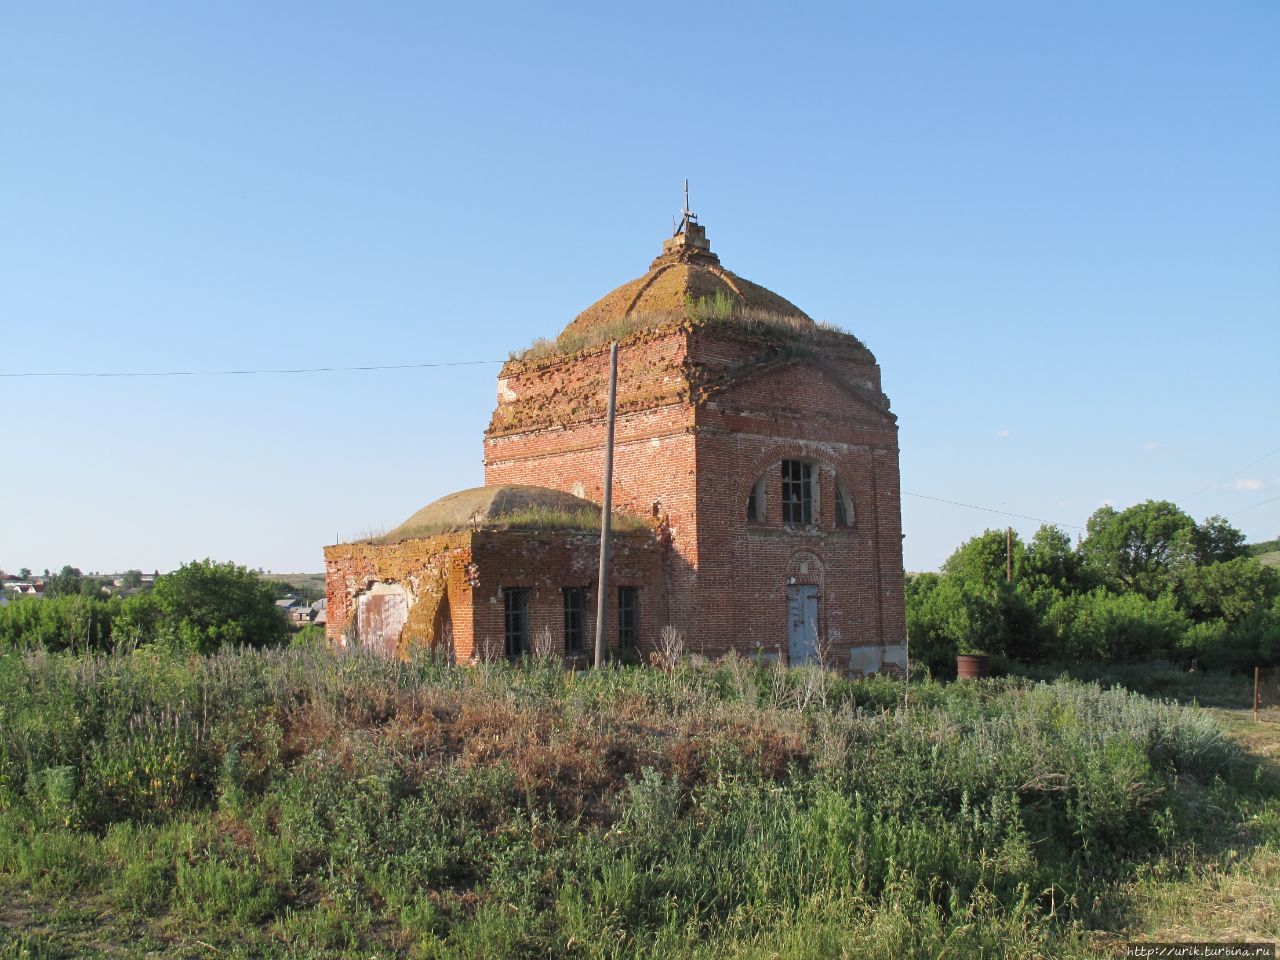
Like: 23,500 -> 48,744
503,587 -> 528,659
563,587 -> 584,654
618,586 -> 639,648
781,459 -> 813,524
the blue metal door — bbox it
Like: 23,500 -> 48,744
787,585 -> 819,664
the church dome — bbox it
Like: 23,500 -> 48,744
375,485 -> 602,543
559,216 -> 814,342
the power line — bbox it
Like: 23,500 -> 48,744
0,359 -> 508,378
1183,443 -> 1280,501
902,491 -> 1082,529
1245,493 -> 1280,512
1,357 -> 1268,528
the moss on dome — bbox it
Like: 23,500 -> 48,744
366,485 -> 649,545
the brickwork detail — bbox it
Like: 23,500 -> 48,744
482,322 -> 906,670
327,220 -> 907,674
324,529 -> 665,663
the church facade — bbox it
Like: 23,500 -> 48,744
325,212 -> 907,674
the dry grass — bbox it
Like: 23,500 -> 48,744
368,506 -> 651,543
1129,847 -> 1280,943
4,650 -> 1277,959
1088,707 -> 1280,953
512,294 -> 860,362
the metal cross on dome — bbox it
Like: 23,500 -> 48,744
674,178 -> 698,236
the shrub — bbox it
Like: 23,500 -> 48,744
0,645 -> 1258,959
150,559 -> 286,652
0,594 -> 120,652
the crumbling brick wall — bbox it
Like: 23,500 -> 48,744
324,527 -> 666,662
485,327 -> 702,634
323,533 -> 474,658
482,321 -> 906,672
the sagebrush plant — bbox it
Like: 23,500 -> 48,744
0,646 -> 1270,959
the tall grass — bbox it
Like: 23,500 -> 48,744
0,647 -> 1265,958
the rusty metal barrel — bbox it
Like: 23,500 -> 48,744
956,654 -> 990,680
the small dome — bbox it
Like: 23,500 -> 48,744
560,220 -> 814,341
377,485 -> 601,543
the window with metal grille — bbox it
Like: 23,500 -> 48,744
781,459 -> 813,524
618,587 -> 639,648
503,587 -> 528,659
563,587 -> 584,654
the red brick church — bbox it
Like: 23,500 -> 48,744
325,207 -> 907,674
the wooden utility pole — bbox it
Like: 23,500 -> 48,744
1006,527 -> 1013,584
594,342 -> 619,669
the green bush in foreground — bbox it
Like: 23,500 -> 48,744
0,647 -> 1269,959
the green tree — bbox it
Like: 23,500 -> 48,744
120,569 -> 144,589
941,528 -> 1026,590
18,567 -> 31,579
44,565 -> 85,598
115,592 -> 161,647
905,573 -> 953,673
150,559 -> 287,653
1041,588 -> 1187,662
79,576 -> 110,598
1193,515 -> 1248,565
1022,524 -> 1087,595
1081,501 -> 1197,598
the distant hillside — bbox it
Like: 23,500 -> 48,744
260,572 -> 326,602
1247,539 -> 1280,567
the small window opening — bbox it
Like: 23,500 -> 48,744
836,485 -> 854,528
563,587 -> 584,654
618,587 -> 639,648
503,587 -> 529,659
781,460 -> 814,524
746,474 -> 767,522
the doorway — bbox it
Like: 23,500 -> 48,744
787,584 -> 819,664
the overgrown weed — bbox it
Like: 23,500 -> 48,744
0,647 -> 1272,958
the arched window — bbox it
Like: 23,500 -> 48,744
835,484 -> 855,528
746,474 -> 767,522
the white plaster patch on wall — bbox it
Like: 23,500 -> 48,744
881,643 -> 907,669
497,378 -> 518,403
356,581 -> 411,653
847,644 -> 884,676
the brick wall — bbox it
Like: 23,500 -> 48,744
478,322 -> 906,667
323,528 -> 666,663
323,533 -> 476,658
469,528 -> 666,662
485,328 -> 702,634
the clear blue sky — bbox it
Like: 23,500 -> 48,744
2,1 -> 1277,576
